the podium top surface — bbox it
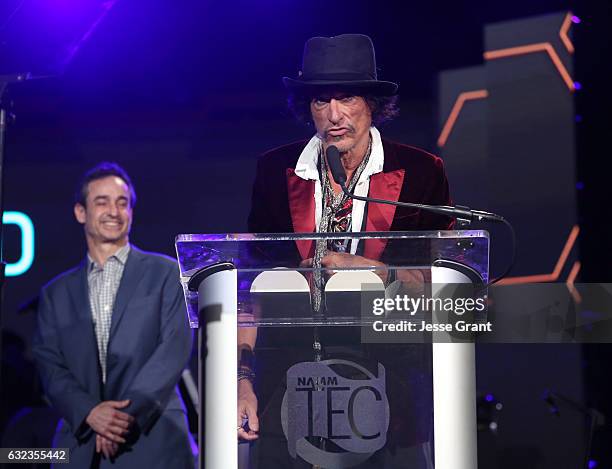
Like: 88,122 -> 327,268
175,230 -> 488,243
175,230 -> 489,328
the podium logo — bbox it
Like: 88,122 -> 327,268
281,359 -> 389,468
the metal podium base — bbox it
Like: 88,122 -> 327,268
431,259 -> 482,469
189,262 -> 238,469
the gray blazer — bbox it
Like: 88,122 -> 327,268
33,247 -> 194,468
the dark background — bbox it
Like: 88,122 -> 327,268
1,0 -> 611,467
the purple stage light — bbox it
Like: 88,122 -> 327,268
190,434 -> 199,457
0,0 -> 121,75
588,460 -> 597,468
485,394 -> 494,402
574,82 -> 582,90
571,16 -> 581,24
576,182 -> 584,190
575,115 -> 583,123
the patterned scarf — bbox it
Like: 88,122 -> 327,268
311,136 -> 372,313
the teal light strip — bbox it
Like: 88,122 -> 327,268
3,211 -> 35,277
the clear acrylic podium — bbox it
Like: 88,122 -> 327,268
175,231 -> 489,469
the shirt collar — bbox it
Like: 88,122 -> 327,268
294,127 -> 384,181
88,244 -> 131,271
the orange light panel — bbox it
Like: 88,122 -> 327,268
566,260 -> 582,303
560,12 -> 575,54
437,90 -> 489,148
497,225 -> 579,285
484,42 -> 575,92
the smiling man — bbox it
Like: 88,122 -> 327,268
33,162 -> 194,468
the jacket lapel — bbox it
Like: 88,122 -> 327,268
363,169 -> 405,260
286,168 -> 316,260
68,260 -> 103,390
68,260 -> 91,322
109,248 -> 146,339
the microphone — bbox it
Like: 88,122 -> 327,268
326,145 -> 347,187
324,145 -> 505,225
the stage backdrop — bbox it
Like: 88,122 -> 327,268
2,0 -> 608,466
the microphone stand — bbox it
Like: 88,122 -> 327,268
325,144 -> 515,285
326,144 -> 505,225
337,183 -> 516,286
339,184 -> 505,226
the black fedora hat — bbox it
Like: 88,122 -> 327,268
283,34 -> 398,96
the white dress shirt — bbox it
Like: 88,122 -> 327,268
293,126 -> 385,254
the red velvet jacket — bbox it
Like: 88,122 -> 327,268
248,137 -> 453,262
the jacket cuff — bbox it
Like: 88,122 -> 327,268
69,396 -> 98,440
123,392 -> 162,435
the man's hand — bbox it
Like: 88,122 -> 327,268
321,251 -> 385,269
96,434 -> 118,459
86,400 -> 134,444
237,379 -> 259,441
301,251 -> 388,281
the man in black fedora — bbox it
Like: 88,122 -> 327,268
238,34 -> 453,467
248,33 -> 452,257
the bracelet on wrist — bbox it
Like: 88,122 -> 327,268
238,367 -> 256,385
